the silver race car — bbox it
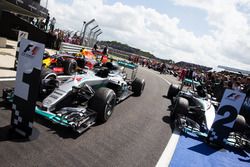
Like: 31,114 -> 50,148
3,61 -> 145,133
167,78 -> 250,149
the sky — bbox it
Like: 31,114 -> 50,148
40,0 -> 250,71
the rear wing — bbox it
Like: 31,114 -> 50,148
117,60 -> 138,69
181,78 -> 201,90
117,60 -> 138,81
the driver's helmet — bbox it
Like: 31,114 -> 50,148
103,62 -> 119,71
196,85 -> 206,97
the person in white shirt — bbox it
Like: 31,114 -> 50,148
50,17 -> 56,32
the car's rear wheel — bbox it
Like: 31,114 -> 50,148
41,67 -> 57,80
40,68 -> 58,97
88,88 -> 116,123
132,78 -> 145,96
63,59 -> 77,75
167,84 -> 180,100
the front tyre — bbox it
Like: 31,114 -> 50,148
172,97 -> 189,119
233,115 -> 247,133
88,88 -> 116,123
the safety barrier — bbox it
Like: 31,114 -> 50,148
60,42 -> 92,54
59,42 -> 130,60
0,37 -> 7,48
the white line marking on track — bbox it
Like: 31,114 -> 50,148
155,130 -> 180,167
0,78 -> 16,82
140,67 -> 180,167
141,67 -> 171,85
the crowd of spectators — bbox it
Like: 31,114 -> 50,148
30,13 -> 56,32
128,55 -> 250,111
129,54 -> 250,123
47,29 -> 84,50
29,13 -> 85,49
129,55 -> 157,67
185,69 -> 250,123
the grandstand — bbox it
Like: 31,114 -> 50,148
0,0 -> 52,47
0,0 -> 48,18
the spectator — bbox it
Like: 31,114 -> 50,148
241,77 -> 250,123
93,42 -> 98,51
39,19 -> 46,30
50,17 -> 56,32
102,45 -> 108,55
186,68 -> 193,80
45,13 -> 50,31
56,30 -> 64,50
179,69 -> 187,81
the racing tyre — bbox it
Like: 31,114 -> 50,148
40,68 -> 58,97
132,78 -> 145,96
2,87 -> 14,101
76,59 -> 85,68
172,97 -> 189,119
41,67 -> 57,80
167,84 -> 180,100
233,115 -> 247,133
63,59 -> 77,75
88,88 -> 116,123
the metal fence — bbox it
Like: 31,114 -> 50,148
59,42 -> 92,54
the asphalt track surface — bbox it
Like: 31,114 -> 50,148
0,67 -> 178,167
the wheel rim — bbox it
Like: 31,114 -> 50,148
141,82 -> 145,93
71,63 -> 77,73
106,102 -> 113,116
105,95 -> 116,119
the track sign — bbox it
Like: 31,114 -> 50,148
18,31 -> 29,42
208,89 -> 246,145
11,39 -> 44,137
14,31 -> 29,70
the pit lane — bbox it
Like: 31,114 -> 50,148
0,67 -> 178,167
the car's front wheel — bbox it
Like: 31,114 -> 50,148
233,115 -> 247,133
88,88 -> 116,123
171,97 -> 189,120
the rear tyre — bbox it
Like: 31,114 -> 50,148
76,59 -> 85,68
132,78 -> 145,96
63,59 -> 77,75
40,68 -> 58,97
167,84 -> 179,100
41,67 -> 57,80
88,88 -> 116,123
